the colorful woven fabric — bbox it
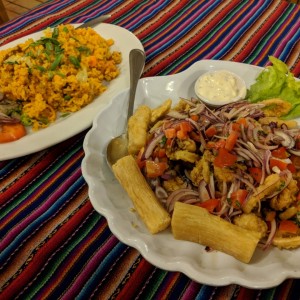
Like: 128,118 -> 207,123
1,1 -> 300,299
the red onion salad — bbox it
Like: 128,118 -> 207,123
136,98 -> 300,249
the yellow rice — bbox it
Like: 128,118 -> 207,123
0,24 -> 122,130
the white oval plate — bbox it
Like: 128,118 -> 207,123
0,23 -> 143,161
82,60 -> 300,289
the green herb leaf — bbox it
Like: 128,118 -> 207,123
49,53 -> 63,70
69,56 -> 81,68
52,27 -> 59,39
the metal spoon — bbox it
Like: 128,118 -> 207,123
106,48 -> 146,167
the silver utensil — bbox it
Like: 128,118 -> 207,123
106,49 -> 146,167
77,14 -> 111,29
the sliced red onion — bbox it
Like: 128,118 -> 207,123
166,188 -> 199,212
273,129 -> 295,149
263,219 -> 277,250
232,174 -> 257,193
208,173 -> 215,199
144,132 -> 165,159
288,149 -> 300,156
155,186 -> 168,200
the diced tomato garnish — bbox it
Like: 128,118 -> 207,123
153,147 -> 166,158
232,123 -> 241,132
205,125 -> 217,138
225,130 -> 239,151
164,127 -> 177,139
265,211 -> 276,222
214,148 -> 237,167
248,167 -> 263,183
189,131 -> 201,142
196,198 -> 220,213
290,155 -> 300,169
190,114 -> 199,122
287,163 -> 297,173
236,117 -> 248,128
206,139 -> 226,150
145,160 -> 168,178
278,220 -> 299,234
269,158 -> 288,171
271,147 -> 289,159
230,189 -> 248,208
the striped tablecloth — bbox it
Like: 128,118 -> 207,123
1,1 -> 300,299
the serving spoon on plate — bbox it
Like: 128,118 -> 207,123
106,48 -> 146,167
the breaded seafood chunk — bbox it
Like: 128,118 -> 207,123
128,105 -> 151,155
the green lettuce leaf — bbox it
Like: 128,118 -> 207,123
247,56 -> 300,119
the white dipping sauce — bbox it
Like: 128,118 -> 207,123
194,70 -> 246,106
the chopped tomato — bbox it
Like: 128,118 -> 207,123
271,147 -> 289,159
164,128 -> 176,139
265,211 -> 276,222
287,163 -> 296,173
145,160 -> 168,178
176,121 -> 193,139
278,220 -> 299,234
205,125 -> 217,138
231,122 -> 241,132
189,131 -> 201,142
269,158 -> 288,171
178,121 -> 193,133
214,148 -> 237,168
196,198 -> 220,213
225,130 -> 239,151
0,123 -> 26,143
230,189 -> 248,208
206,139 -> 226,150
190,114 -> 199,122
236,117 -> 248,128
153,147 -> 166,158
248,167 -> 263,183
290,155 -> 300,169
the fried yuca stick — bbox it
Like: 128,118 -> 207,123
112,155 -> 171,234
171,202 -> 261,263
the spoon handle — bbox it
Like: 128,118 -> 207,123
127,49 -> 146,122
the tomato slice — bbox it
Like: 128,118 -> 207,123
214,148 -> 237,167
290,155 -> 300,169
225,130 -> 239,151
278,220 -> 299,234
269,158 -> 288,171
196,198 -> 220,213
205,125 -> 217,138
230,189 -> 248,208
271,147 -> 289,159
248,167 -> 263,183
0,123 -> 26,143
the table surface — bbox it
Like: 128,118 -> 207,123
1,1 -> 300,299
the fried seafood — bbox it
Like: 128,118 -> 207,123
115,97 -> 300,263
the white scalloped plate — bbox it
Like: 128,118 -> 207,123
0,23 -> 143,160
82,60 -> 300,289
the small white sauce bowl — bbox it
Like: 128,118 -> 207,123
194,69 -> 247,107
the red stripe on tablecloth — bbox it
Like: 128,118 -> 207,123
0,200 -> 93,299
115,259 -> 154,299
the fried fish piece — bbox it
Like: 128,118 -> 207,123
128,105 -> 151,155
261,98 -> 292,117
